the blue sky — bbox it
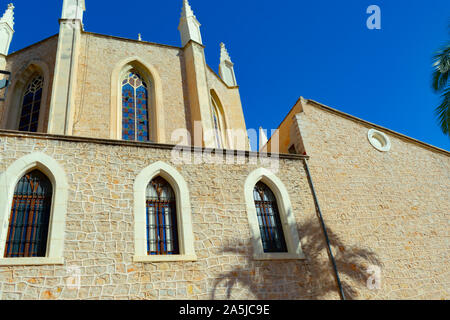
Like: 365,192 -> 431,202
8,0 -> 450,151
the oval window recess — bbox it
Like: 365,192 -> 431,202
368,129 -> 391,152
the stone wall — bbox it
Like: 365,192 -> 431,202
71,32 -> 248,146
72,33 -> 188,142
0,131 -> 354,300
293,99 -> 450,300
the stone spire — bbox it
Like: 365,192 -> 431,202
181,0 -> 195,18
0,3 -> 15,56
219,42 -> 237,87
220,42 -> 232,64
178,0 -> 202,47
0,3 -> 14,29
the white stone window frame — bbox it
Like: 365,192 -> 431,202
244,168 -> 305,261
133,161 -> 197,263
2,61 -> 51,133
0,153 -> 68,266
110,57 -> 166,143
209,89 -> 229,149
368,129 -> 391,152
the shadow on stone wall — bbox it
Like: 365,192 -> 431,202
211,218 -> 382,300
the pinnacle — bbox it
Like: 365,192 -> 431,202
220,42 -> 232,63
181,0 -> 195,18
0,2 -> 15,28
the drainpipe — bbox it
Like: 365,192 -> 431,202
303,158 -> 346,300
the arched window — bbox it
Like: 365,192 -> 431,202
4,170 -> 52,258
253,182 -> 287,253
211,98 -> 223,149
146,177 -> 179,255
210,92 -> 228,149
18,75 -> 44,132
122,71 -> 150,142
133,161 -> 196,262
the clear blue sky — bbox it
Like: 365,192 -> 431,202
8,0 -> 450,151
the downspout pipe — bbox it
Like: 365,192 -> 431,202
303,158 -> 346,300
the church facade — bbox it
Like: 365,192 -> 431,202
0,0 -> 448,300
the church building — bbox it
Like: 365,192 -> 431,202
0,0 -> 448,300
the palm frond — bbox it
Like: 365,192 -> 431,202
432,45 -> 450,92
435,86 -> 450,136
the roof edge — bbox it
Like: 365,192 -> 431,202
307,99 -> 450,157
82,31 -> 182,50
7,34 -> 59,57
206,65 -> 240,90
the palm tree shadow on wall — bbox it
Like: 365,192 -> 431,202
211,218 -> 382,300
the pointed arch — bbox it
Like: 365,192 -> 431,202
133,161 -> 196,262
110,57 -> 166,143
0,153 -> 68,265
4,170 -> 53,258
210,89 -> 229,149
2,61 -> 51,132
244,167 -> 305,260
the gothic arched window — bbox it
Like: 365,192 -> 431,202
122,71 -> 150,142
18,75 -> 44,132
146,177 -> 179,255
253,182 -> 288,253
4,170 -> 52,258
211,95 -> 227,149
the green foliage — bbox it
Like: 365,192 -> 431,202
432,44 -> 450,137
435,87 -> 450,136
432,45 -> 450,92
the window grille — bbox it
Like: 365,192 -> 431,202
4,170 -> 52,258
146,177 -> 179,255
122,71 -> 150,142
18,75 -> 43,132
253,182 -> 287,253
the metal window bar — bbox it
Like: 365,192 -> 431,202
254,183 -> 287,253
4,170 -> 52,258
146,177 -> 179,255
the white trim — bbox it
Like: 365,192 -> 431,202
2,60 -> 51,133
0,153 -> 68,264
0,257 -> 64,266
133,254 -> 197,263
210,89 -> 229,149
244,168 -> 305,261
133,161 -> 196,262
368,129 -> 391,152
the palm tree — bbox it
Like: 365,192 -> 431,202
432,44 -> 450,137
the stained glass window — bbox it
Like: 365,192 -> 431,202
122,71 -> 150,142
211,98 -> 223,149
146,177 -> 179,255
4,170 -> 52,258
253,182 -> 288,253
18,75 -> 43,132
